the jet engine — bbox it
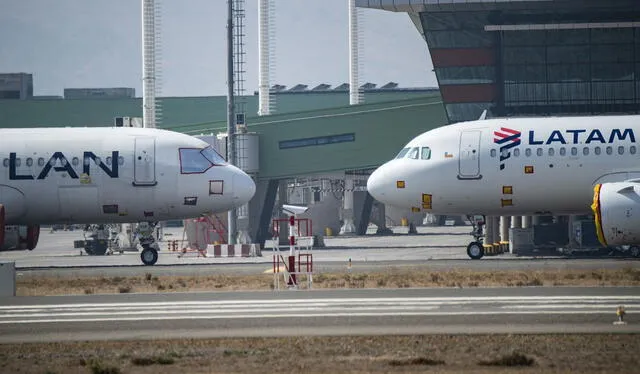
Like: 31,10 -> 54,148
592,182 -> 640,247
0,204 -> 40,251
0,225 -> 40,251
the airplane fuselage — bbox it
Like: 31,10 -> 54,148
367,115 -> 640,216
0,127 -> 255,225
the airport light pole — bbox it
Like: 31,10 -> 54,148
226,0 -> 237,245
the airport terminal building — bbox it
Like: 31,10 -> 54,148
359,0 -> 640,123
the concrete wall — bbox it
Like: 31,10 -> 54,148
0,262 -> 16,297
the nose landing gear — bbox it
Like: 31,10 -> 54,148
137,221 -> 160,266
466,215 -> 485,260
140,245 -> 159,266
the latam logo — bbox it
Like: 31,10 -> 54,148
494,127 -> 521,170
9,151 -> 120,181
492,128 -> 636,171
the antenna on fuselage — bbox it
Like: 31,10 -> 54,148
478,110 -> 488,121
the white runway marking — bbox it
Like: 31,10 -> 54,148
0,295 -> 636,324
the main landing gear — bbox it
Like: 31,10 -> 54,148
466,215 -> 485,260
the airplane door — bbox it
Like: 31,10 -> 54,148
458,130 -> 482,180
134,137 -> 157,186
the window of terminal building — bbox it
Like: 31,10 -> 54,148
279,133 -> 355,150
501,27 -> 639,116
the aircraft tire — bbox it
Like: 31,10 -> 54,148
467,241 -> 484,260
141,246 -> 158,266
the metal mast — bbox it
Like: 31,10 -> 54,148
142,0 -> 162,128
348,0 -> 363,105
226,0 -> 237,244
258,0 -> 276,115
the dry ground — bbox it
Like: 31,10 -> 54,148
0,334 -> 638,373
16,266 -> 640,296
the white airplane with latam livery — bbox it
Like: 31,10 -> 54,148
0,127 -> 256,265
367,113 -> 640,259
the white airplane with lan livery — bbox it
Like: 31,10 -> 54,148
0,127 -> 256,265
367,113 -> 640,259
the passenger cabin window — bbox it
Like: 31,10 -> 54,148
180,146 -> 226,174
631,146 -> 637,155
490,149 -> 497,157
421,147 -> 431,160
595,147 -> 601,155
525,148 -> 532,157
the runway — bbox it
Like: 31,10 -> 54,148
0,287 -> 637,343
2,226 -> 637,277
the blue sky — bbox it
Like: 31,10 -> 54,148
1,0 -> 435,97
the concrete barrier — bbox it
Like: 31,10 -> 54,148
0,262 -> 16,297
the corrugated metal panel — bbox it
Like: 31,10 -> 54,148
440,84 -> 496,103
431,48 -> 495,67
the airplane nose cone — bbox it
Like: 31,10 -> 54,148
367,167 -> 386,202
367,160 -> 411,209
232,169 -> 256,206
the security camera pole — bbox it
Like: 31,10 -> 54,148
282,205 -> 308,287
287,214 -> 297,286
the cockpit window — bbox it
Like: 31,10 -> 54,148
421,147 -> 431,160
180,148 -> 213,174
395,147 -> 411,159
201,146 -> 227,165
407,147 -> 420,159
395,146 -> 431,160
